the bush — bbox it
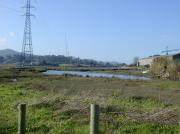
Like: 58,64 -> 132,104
150,57 -> 180,80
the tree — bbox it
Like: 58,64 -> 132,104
42,60 -> 47,65
0,56 -> 4,63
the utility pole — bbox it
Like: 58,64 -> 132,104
22,0 -> 34,66
65,33 -> 70,64
162,46 -> 180,55
166,46 -> 169,55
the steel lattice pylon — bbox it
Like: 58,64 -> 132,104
22,0 -> 33,66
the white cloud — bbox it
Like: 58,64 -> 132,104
0,37 -> 7,45
8,32 -> 16,37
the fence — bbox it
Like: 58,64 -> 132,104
18,103 -> 100,134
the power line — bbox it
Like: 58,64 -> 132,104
162,46 -> 180,55
0,0 -> 21,6
0,0 -> 37,14
0,3 -> 22,13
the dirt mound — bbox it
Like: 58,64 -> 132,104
29,96 -> 179,125
128,109 -> 179,125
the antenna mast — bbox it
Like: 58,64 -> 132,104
65,33 -> 69,58
65,33 -> 70,64
22,0 -> 34,66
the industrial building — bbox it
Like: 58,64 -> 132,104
138,53 -> 180,67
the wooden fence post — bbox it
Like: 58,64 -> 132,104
18,103 -> 26,134
90,104 -> 99,134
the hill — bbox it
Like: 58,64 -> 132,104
0,49 -> 122,66
0,49 -> 20,57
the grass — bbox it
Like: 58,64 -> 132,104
0,67 -> 180,133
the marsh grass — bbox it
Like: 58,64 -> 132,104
0,68 -> 180,133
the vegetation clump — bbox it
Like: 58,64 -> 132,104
150,57 -> 180,80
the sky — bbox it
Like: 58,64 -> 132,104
0,0 -> 180,63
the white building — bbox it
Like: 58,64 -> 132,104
138,56 -> 159,67
138,53 -> 180,67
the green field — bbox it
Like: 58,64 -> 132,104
0,67 -> 180,134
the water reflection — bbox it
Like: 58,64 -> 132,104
43,70 -> 151,81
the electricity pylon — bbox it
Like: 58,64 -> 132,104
22,0 -> 34,66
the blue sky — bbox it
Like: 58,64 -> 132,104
0,0 -> 180,63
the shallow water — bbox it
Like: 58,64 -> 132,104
43,70 -> 151,81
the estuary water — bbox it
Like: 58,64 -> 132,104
43,70 -> 151,81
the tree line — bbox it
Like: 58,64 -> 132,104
0,54 -> 123,67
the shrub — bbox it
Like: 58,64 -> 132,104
150,57 -> 180,80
